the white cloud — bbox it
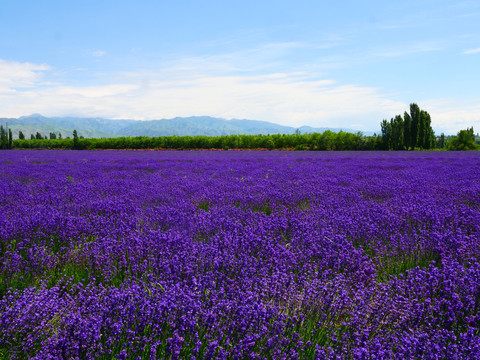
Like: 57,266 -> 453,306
0,59 -> 50,91
0,56 -> 477,134
54,84 -> 138,98
0,61 -> 405,130
463,47 -> 480,54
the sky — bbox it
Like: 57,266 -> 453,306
1,0 -> 479,134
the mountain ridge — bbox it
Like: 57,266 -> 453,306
0,114 -> 374,138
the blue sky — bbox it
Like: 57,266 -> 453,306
1,0 -> 479,134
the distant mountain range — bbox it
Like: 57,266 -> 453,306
0,114 -> 373,138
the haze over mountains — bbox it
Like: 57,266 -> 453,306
0,114 -> 373,138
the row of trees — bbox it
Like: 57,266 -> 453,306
0,125 -> 13,149
381,103 -> 436,150
17,131 -> 65,140
11,129 -> 474,151
5,130 -> 479,151
2,105 -> 478,150
13,131 -> 385,151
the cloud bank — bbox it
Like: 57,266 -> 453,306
0,58 -> 478,134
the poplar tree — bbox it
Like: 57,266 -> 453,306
0,125 -> 6,149
392,115 -> 404,150
403,112 -> 412,149
381,119 -> 392,150
73,129 -> 79,149
418,110 -> 426,148
422,111 -> 435,149
409,103 -> 420,149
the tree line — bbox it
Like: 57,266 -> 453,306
2,104 -> 478,151
11,130 -> 384,151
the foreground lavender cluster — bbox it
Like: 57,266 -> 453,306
1,150 -> 480,359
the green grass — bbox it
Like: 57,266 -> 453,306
251,203 -> 272,215
375,248 -> 441,283
197,201 -> 211,212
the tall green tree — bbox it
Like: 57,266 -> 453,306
8,128 -> 13,149
18,131 -> 25,140
382,116 -> 405,150
409,103 -> 420,148
403,112 -> 412,149
391,115 -> 404,150
422,111 -> 435,149
73,129 -> 79,149
381,119 -> 392,150
417,110 -> 426,148
0,125 -> 6,149
416,110 -> 435,149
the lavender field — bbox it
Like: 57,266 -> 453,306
1,150 -> 480,359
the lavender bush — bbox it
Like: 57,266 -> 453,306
0,150 -> 479,359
